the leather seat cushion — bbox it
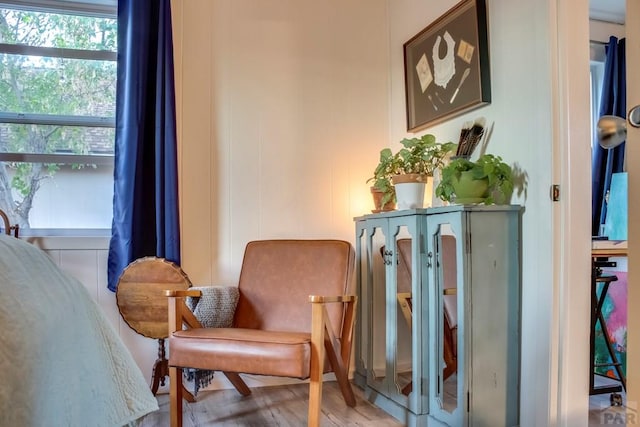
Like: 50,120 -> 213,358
170,328 -> 312,378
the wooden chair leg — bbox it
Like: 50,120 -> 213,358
223,371 -> 252,396
321,307 -> 356,407
308,302 -> 325,427
325,317 -> 355,407
182,384 -> 196,403
169,366 -> 183,427
332,359 -> 356,407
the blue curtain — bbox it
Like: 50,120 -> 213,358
108,0 -> 180,291
592,36 -> 626,236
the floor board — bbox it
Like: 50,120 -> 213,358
588,376 -> 627,426
137,381 -> 403,426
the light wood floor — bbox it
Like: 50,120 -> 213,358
589,376 -> 627,426
138,378 -> 620,426
138,381 -> 403,426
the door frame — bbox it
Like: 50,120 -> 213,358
556,0 -> 638,424
553,0 -> 592,424
625,0 -> 639,415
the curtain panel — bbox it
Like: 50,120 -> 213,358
108,0 -> 180,291
592,36 -> 626,236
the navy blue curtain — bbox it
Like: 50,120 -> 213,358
108,0 -> 180,291
592,36 -> 626,236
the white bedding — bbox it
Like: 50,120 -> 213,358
0,235 -> 158,426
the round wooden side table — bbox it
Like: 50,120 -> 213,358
116,257 -> 191,395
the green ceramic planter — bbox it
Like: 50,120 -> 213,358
451,171 -> 489,204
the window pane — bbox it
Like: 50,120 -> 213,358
0,123 -> 114,155
0,53 -> 116,117
0,8 -> 117,51
2,161 -> 114,229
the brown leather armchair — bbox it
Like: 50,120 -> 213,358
166,239 -> 357,427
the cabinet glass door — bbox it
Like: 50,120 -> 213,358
368,225 -> 387,392
431,221 -> 462,423
392,225 -> 414,400
355,225 -> 368,382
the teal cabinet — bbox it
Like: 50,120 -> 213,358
353,206 -> 522,427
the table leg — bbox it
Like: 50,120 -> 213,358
151,338 -> 169,395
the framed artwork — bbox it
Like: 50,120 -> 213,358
403,0 -> 490,132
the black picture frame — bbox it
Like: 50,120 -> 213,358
403,0 -> 490,132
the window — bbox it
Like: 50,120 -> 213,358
590,41 -> 606,148
0,0 -> 117,231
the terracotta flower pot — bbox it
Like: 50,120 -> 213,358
370,187 -> 396,213
391,173 -> 430,184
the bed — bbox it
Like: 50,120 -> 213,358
0,231 -> 159,426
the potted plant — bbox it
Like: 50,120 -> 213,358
391,134 -> 456,209
367,148 -> 396,212
392,134 -> 457,177
435,154 -> 514,205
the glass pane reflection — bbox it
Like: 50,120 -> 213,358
370,227 -> 387,388
394,229 -> 413,396
436,225 -> 458,413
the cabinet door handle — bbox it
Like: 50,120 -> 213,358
384,249 -> 393,265
427,251 -> 433,268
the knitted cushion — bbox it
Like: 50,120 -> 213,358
183,285 -> 239,394
186,286 -> 239,328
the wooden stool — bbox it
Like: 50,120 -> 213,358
116,257 -> 193,398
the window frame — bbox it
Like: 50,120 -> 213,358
590,41 -> 606,149
0,1 -> 116,18
0,0 -> 117,234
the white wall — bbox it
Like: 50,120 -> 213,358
172,0 -> 390,286
590,18 -> 625,43
169,0 -> 391,392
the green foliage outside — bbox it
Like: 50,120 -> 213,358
0,8 -> 117,227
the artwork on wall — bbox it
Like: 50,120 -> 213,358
604,172 -> 628,240
595,270 -> 627,379
403,0 -> 491,132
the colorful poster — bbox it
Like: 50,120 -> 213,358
594,270 -> 627,379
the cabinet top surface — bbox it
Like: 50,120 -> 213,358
354,204 -> 523,221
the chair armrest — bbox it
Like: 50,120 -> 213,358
166,286 -> 239,330
308,295 -> 356,304
165,289 -> 203,332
